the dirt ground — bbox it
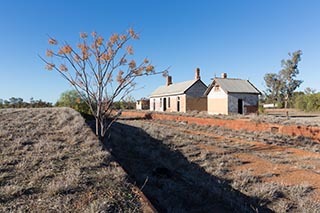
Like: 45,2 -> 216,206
109,116 -> 320,212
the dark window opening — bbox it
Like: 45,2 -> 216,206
238,99 -> 243,114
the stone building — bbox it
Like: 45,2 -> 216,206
149,68 -> 207,113
205,73 -> 261,115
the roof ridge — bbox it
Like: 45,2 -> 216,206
215,77 -> 244,80
168,79 -> 196,85
149,79 -> 202,97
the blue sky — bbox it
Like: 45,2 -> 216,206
1,0 -> 320,103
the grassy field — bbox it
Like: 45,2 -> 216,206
0,108 -> 143,212
109,117 -> 320,212
2,107 -> 320,212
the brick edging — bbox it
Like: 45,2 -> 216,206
120,111 -> 320,142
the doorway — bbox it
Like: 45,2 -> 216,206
177,97 -> 180,112
163,98 -> 167,111
238,99 -> 243,114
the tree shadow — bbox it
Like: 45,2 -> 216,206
103,121 -> 273,213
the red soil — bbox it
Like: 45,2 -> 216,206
121,111 -> 320,142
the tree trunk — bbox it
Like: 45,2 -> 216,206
95,117 -> 99,137
284,94 -> 289,109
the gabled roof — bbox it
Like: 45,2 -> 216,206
204,78 -> 261,95
150,79 -> 200,97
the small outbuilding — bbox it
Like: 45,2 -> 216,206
149,68 -> 207,113
136,99 -> 150,110
205,73 -> 261,115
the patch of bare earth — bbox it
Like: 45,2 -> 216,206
0,108 -> 143,212
111,117 -> 320,212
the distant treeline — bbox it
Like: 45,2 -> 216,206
294,92 -> 320,112
261,90 -> 320,112
0,97 -> 52,108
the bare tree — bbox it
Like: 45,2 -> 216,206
41,29 -> 167,140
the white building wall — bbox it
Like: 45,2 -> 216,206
207,87 -> 228,115
150,97 -> 162,111
207,87 -> 228,99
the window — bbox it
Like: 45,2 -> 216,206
168,97 -> 170,107
160,98 -> 162,107
214,85 -> 219,92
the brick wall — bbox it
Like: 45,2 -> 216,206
245,106 -> 258,114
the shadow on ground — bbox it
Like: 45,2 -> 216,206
101,121 -> 273,213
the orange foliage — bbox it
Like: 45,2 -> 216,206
120,34 -> 127,40
96,36 -> 103,46
126,46 -> 133,55
58,45 -> 72,54
46,49 -> 53,57
110,33 -> 119,44
45,63 -> 55,70
74,54 -> 80,62
80,32 -> 88,39
129,60 -> 136,69
101,53 -> 111,61
59,64 -> 68,71
146,65 -> 154,72
128,28 -> 139,39
120,57 -> 127,65
116,70 -> 124,83
48,38 -> 58,45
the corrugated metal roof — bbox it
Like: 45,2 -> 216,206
150,80 -> 197,97
205,78 -> 261,94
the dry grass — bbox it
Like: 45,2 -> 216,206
112,117 -> 320,212
0,108 -> 141,212
154,119 -> 320,154
108,120 -> 272,212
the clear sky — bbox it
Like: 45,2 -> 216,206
1,0 -> 320,103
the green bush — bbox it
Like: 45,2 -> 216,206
294,93 -> 320,112
55,90 -> 91,115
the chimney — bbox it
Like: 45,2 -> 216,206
221,73 -> 227,78
166,75 -> 172,86
195,67 -> 200,80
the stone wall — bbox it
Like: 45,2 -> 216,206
185,80 -> 207,97
228,93 -> 259,114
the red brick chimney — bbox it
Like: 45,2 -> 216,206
195,68 -> 200,80
166,75 -> 172,86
